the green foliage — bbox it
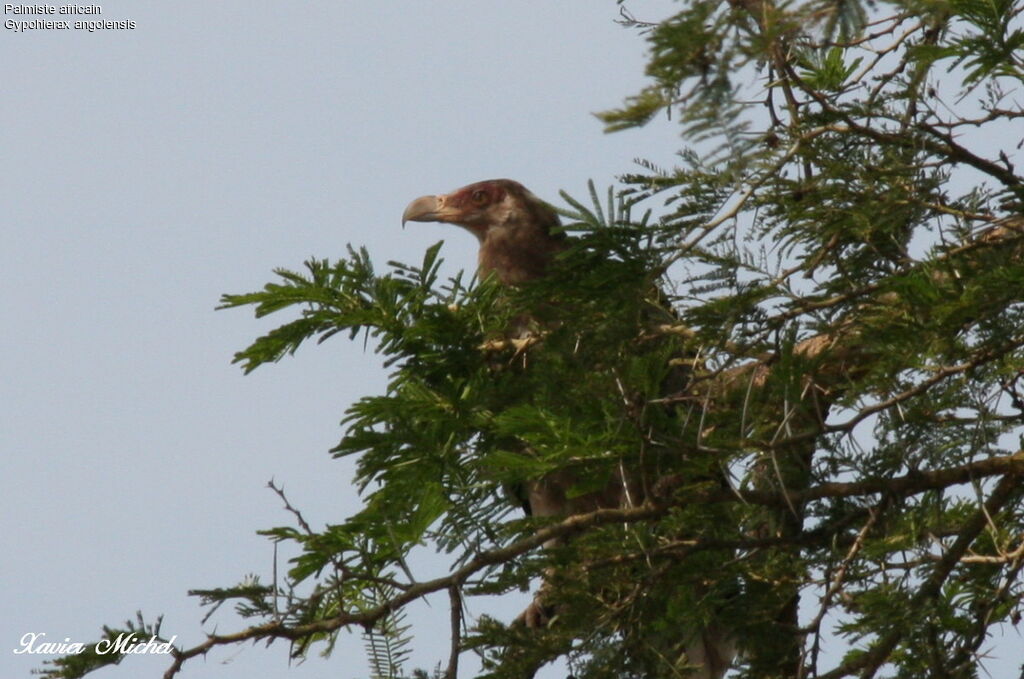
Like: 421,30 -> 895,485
50,1 -> 1024,678
362,584 -> 414,679
941,0 -> 1024,85
796,47 -> 863,92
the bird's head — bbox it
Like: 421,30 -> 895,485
402,179 -> 560,242
403,179 -> 565,285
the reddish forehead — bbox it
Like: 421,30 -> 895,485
447,179 -> 521,206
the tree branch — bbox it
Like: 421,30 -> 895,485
816,473 -> 1021,679
157,450 -> 1024,677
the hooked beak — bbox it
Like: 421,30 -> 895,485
402,194 -> 451,227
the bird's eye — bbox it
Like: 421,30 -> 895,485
471,190 -> 489,205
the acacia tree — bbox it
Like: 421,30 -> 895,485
45,1 -> 1024,678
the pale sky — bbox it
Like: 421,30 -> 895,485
2,2 -> 684,678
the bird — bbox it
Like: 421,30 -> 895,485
403,179 -> 736,678
403,178 -> 634,521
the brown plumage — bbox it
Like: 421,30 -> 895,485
402,179 -> 567,285
403,179 -> 735,678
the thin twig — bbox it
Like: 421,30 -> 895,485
445,586 -> 462,679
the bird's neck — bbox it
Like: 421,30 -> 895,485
478,220 -> 564,285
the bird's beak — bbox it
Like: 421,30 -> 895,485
402,194 -> 452,227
